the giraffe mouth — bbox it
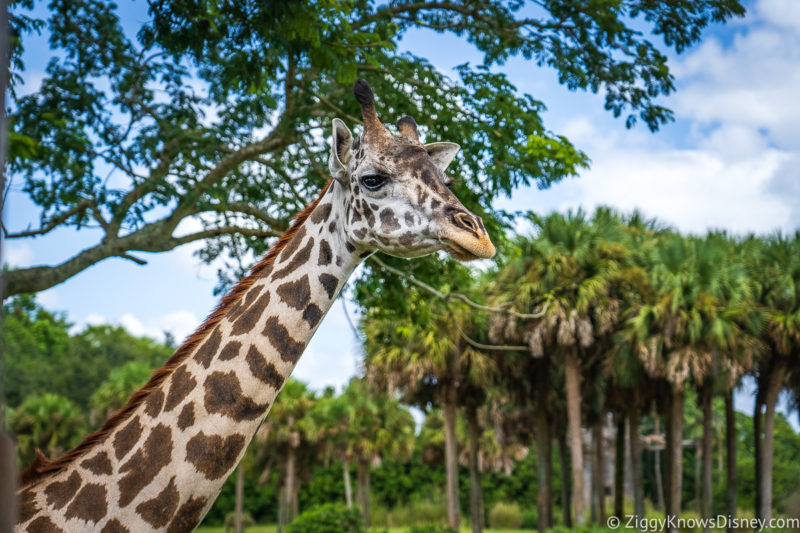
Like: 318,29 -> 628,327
440,236 -> 495,261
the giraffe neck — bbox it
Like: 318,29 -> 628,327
16,182 -> 363,532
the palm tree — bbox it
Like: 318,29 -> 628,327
490,209 -> 635,526
747,233 -> 799,520
255,379 -> 316,527
363,292 -> 495,531
88,361 -> 152,424
7,393 -> 85,468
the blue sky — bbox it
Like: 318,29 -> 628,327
4,0 -> 800,419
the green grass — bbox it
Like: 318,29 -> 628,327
195,527 -> 531,533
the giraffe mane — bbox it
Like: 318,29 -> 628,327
19,180 -> 334,488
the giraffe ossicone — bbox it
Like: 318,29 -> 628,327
14,80 -> 495,532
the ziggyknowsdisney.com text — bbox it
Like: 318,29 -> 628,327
606,514 -> 799,531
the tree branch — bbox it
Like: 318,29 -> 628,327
5,199 -> 94,239
368,255 -> 548,320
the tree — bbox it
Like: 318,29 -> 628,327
88,361 -> 153,424
255,379 -> 317,527
5,0 -> 745,297
6,393 -> 85,468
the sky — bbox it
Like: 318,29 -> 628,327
4,0 -> 800,419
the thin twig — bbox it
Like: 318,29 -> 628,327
449,313 -> 528,352
368,255 -> 548,320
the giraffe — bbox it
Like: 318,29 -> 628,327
14,80 -> 495,532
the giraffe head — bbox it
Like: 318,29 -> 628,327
328,80 -> 495,261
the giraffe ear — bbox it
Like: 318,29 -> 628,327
329,118 -> 353,183
424,142 -> 460,172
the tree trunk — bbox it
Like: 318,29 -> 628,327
558,431 -> 573,527
614,414 -> 625,519
356,458 -> 371,526
666,386 -> 684,532
235,466 -> 244,533
725,389 -> 737,532
535,407 -> 552,533
700,381 -> 713,531
564,349 -> 586,525
592,421 -> 606,524
466,405 -> 485,533
286,447 -> 298,522
654,415 -> 665,511
277,485 -> 287,533
443,391 -> 461,529
759,361 -> 787,521
629,408 -> 645,519
754,386 -> 763,520
343,458 -> 353,508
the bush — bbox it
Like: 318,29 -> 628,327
488,501 -> 522,529
407,525 -> 457,533
286,503 -> 363,533
521,506 -> 538,529
224,511 -> 254,532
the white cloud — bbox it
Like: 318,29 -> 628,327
113,310 -> 200,344
2,242 -> 34,267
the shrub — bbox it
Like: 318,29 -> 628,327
286,503 -> 363,533
407,524 -> 457,533
521,506 -> 538,529
488,501 -> 522,529
223,511 -> 254,532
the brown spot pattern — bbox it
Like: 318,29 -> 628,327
44,471 -> 81,510
319,273 -> 339,299
380,208 -> 401,232
136,476 -> 179,528
178,402 -> 195,430
205,371 -> 268,421
279,225 -> 306,262
65,483 -> 107,523
318,240 -> 333,266
303,304 -> 323,328
230,292 -> 271,336
167,496 -> 207,533
186,432 -> 246,480
219,340 -> 242,361
28,516 -> 65,533
272,238 -> 314,280
101,518 -> 130,533
113,417 -> 143,461
118,424 -> 173,507
262,316 -> 304,363
81,451 -> 112,475
165,366 -> 197,412
17,489 -> 39,523
194,327 -> 222,368
246,345 -> 285,388
144,389 -> 165,418
276,275 -> 311,310
310,203 -> 332,223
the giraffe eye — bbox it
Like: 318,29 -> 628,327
361,174 -> 387,191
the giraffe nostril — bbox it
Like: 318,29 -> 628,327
453,212 -> 481,236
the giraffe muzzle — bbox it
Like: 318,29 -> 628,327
439,211 -> 496,261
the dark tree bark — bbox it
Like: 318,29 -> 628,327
654,415 -> 665,511
443,389 -> 461,530
466,405 -> 485,533
592,421 -> 606,524
725,389 -> 737,532
754,385 -> 763,519
235,466 -> 244,533
614,414 -> 625,519
286,447 -> 298,522
559,431 -> 573,527
535,408 -> 552,532
758,360 -> 787,521
629,407 -> 645,519
564,348 -> 586,525
700,381 -> 714,531
666,386 -> 684,533
356,458 -> 372,527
